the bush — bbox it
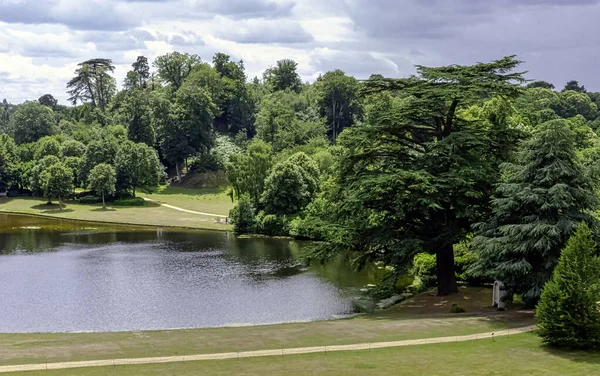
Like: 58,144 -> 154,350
78,196 -> 101,205
113,197 -> 146,207
229,194 -> 256,234
454,240 -> 485,285
190,135 -> 241,173
536,223 -> 600,349
255,211 -> 289,236
450,304 -> 466,313
411,253 -> 437,288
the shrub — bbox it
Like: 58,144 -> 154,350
454,240 -> 485,285
255,211 -> 289,236
78,196 -> 101,205
229,194 -> 256,234
411,253 -> 437,288
113,197 -> 146,207
536,223 -> 600,349
450,304 -> 466,313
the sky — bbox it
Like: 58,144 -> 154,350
0,0 -> 599,104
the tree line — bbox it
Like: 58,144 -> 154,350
2,54 -> 600,341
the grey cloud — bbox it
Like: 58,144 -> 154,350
309,50 -> 414,79
215,20 -> 313,44
80,29 -> 154,52
0,0 -> 137,31
200,0 -> 295,19
169,32 -> 205,47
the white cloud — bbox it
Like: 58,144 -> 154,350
1,0 -> 600,104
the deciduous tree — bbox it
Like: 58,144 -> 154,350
115,141 -> 161,196
88,163 -> 116,208
10,102 -> 56,144
263,59 -> 303,93
41,163 -> 74,209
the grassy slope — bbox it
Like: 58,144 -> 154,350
11,333 -> 600,376
142,185 -> 233,216
0,288 -> 534,366
0,186 -> 233,231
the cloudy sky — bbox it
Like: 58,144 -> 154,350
0,0 -> 599,104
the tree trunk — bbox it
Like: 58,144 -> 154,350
176,161 -> 181,181
102,193 -> 105,208
436,244 -> 458,296
58,195 -> 62,211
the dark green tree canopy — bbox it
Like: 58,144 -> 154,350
67,58 -> 116,112
563,80 -> 586,93
153,52 -> 201,91
472,119 -> 598,305
313,56 -> 528,296
263,59 -> 303,93
526,80 -> 555,90
38,94 -> 59,110
536,223 -> 600,349
10,101 -> 57,144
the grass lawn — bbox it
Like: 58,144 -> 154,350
0,288 -> 534,366
0,196 -> 232,231
8,333 -> 600,376
143,185 -> 234,216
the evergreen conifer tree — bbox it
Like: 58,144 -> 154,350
536,223 -> 600,349
473,119 -> 597,305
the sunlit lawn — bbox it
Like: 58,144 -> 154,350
0,196 -> 232,231
9,333 -> 600,376
0,287 -> 534,366
143,185 -> 234,216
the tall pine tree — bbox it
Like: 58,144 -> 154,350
473,119 -> 598,305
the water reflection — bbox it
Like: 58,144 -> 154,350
0,214 -> 379,333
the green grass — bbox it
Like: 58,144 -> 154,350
9,333 -> 600,376
0,285 -> 534,367
0,196 -> 232,231
143,185 -> 234,216
0,287 -> 534,366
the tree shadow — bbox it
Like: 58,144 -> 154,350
91,208 -> 117,212
31,203 -> 58,210
151,185 -> 229,196
40,208 -> 75,214
542,345 -> 600,364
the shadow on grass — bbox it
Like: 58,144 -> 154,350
542,345 -> 600,364
91,208 -> 117,212
41,208 -> 75,214
152,185 -> 229,196
30,203 -> 58,210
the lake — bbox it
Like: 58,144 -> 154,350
0,214 -> 380,333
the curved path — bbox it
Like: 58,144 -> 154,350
141,197 -> 228,218
0,325 -> 535,373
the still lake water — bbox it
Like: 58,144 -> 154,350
0,214 -> 380,333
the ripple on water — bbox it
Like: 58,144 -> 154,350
0,220 -> 359,333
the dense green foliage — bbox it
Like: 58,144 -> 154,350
229,193 -> 256,234
88,164 -> 117,207
472,120 -> 597,304
41,163 -> 74,208
536,224 -> 600,349
5,51 -> 600,340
